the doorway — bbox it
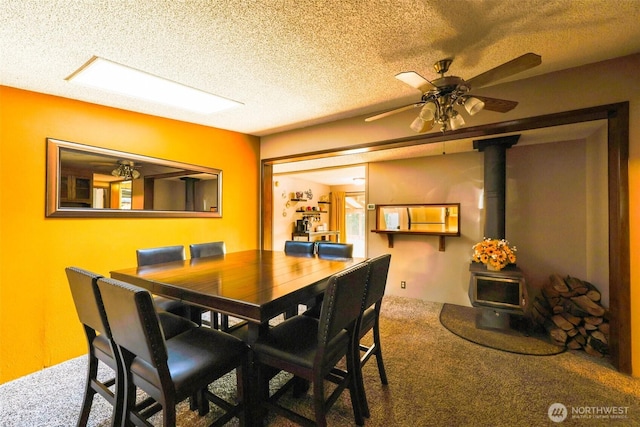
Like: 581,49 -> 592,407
345,192 -> 366,257
261,103 -> 630,373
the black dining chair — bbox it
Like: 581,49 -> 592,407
189,241 -> 226,258
299,242 -> 355,318
96,277 -> 250,427
283,240 -> 316,256
355,253 -> 391,417
283,240 -> 317,318
252,261 -> 370,427
65,267 -> 197,427
136,245 -> 203,325
66,267 -> 122,427
316,241 -> 353,259
189,241 -> 242,331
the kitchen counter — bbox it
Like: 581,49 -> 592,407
291,230 -> 340,241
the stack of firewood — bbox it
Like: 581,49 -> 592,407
531,274 -> 609,357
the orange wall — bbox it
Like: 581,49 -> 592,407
0,86 -> 260,383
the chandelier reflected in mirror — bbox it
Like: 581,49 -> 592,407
111,160 -> 140,180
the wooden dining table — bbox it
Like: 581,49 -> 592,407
110,249 -> 364,425
110,249 -> 364,343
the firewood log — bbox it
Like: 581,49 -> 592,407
533,298 -> 551,318
584,344 -> 604,357
550,328 -> 568,345
566,339 -> 583,350
571,295 -> 605,317
588,333 -> 608,354
549,274 -> 569,293
552,314 -> 574,331
541,317 -> 567,346
598,322 -> 610,335
583,280 -> 601,302
584,316 -> 603,326
565,276 -> 588,295
590,330 -> 608,345
561,312 -> 582,326
566,300 -> 590,318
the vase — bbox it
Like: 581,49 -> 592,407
487,264 -> 502,271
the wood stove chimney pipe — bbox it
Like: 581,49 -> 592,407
473,135 -> 520,240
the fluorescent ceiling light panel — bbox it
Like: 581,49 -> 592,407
66,56 -> 242,114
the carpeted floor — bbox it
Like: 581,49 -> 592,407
1,296 -> 639,426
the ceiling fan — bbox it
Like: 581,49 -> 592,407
366,53 -> 542,133
111,160 -> 141,180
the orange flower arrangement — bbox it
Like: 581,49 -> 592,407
472,238 -> 517,270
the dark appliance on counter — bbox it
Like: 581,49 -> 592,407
296,219 -> 309,233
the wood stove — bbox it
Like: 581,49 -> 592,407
469,263 -> 527,329
469,263 -> 526,313
469,135 -> 528,330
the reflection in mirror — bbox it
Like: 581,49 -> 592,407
375,204 -> 459,234
46,138 -> 222,218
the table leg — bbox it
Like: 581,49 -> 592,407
246,322 -> 270,426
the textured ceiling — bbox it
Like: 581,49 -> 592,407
2,1 -> 640,137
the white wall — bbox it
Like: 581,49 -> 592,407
365,137 -> 608,308
368,152 -> 483,306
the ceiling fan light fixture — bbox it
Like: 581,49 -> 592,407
418,102 -> 437,121
464,96 -> 485,116
111,160 -> 140,180
449,112 -> 465,130
410,115 -> 434,133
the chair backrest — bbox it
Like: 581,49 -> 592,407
284,240 -> 316,255
66,267 -> 110,338
363,254 -> 391,310
316,242 -> 353,259
97,277 -> 167,369
317,261 -> 370,344
189,241 -> 226,258
136,245 -> 185,267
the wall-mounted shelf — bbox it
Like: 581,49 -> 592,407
296,210 -> 328,216
370,230 -> 459,251
290,198 -> 307,202
371,203 -> 460,251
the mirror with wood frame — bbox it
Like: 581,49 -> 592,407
46,138 -> 222,218
373,203 -> 459,234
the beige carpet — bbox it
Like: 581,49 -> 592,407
439,303 -> 565,356
2,296 -> 639,426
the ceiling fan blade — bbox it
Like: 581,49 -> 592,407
365,103 -> 423,122
466,53 -> 541,89
474,96 -> 519,113
395,72 -> 437,93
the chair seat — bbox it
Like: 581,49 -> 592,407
131,327 -> 248,394
253,315 -> 349,372
93,334 -> 116,369
156,311 -> 197,339
154,296 -> 189,315
359,307 -> 375,338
